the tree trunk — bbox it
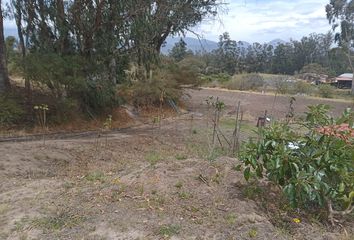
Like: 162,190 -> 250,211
14,0 -> 32,118
0,0 -> 10,94
56,0 -> 69,54
346,51 -> 354,95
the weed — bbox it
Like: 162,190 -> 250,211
85,171 -> 106,182
178,191 -> 192,200
152,194 -> 166,206
175,154 -> 188,160
225,213 -> 237,225
12,217 -> 30,232
145,151 -> 162,166
0,204 -> 10,215
241,182 -> 263,200
158,224 -> 180,237
190,206 -> 200,213
33,212 -> 84,231
174,181 -> 183,189
192,129 -> 198,134
248,228 -> 258,238
62,181 -> 75,190
207,147 -> 226,161
138,184 -> 144,195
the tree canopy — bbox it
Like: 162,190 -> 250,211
326,0 -> 354,94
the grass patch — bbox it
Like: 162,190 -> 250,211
12,217 -> 31,232
225,213 -> 237,225
84,171 -> 106,182
145,151 -> 163,166
178,191 -> 193,200
158,224 -> 181,238
175,154 -> 188,160
32,212 -> 84,231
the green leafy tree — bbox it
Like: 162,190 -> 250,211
212,32 -> 239,75
0,0 -> 9,93
326,0 -> 354,94
169,38 -> 188,62
7,0 -> 222,112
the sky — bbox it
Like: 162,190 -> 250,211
193,0 -> 331,43
3,0 -> 332,43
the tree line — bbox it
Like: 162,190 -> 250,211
170,32 -> 350,78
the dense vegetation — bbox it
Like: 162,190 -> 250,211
0,0 -> 221,123
240,105 -> 354,223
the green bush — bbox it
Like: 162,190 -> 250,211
125,64 -> 184,107
292,81 -> 313,95
200,73 -> 231,83
226,73 -> 264,91
0,96 -> 25,126
239,105 -> 354,221
318,84 -> 335,98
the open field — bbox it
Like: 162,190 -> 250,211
1,88 -> 353,240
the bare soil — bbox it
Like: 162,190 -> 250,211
1,89 -> 353,240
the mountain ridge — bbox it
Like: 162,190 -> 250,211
161,37 -> 287,54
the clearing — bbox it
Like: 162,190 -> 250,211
1,89 -> 353,240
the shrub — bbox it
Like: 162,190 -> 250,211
318,84 -> 335,98
274,78 -> 291,94
239,105 -> 354,222
24,53 -> 123,114
226,73 -> 264,91
124,64 -> 184,107
0,96 -> 25,126
292,81 -> 313,95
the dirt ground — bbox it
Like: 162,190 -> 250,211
0,89 -> 353,240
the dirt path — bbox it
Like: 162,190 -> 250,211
0,89 -> 353,240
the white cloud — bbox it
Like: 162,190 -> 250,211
193,0 -> 331,42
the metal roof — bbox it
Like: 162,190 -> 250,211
338,73 -> 353,78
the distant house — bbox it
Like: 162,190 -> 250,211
335,73 -> 353,89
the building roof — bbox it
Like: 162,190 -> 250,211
336,73 -> 353,81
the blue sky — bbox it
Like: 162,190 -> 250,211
3,0 -> 331,43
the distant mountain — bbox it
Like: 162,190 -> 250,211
162,37 -> 286,54
268,39 -> 286,47
161,37 -> 218,54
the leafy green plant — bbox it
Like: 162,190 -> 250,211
0,96 -> 24,126
248,228 -> 258,238
239,104 -> 354,223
